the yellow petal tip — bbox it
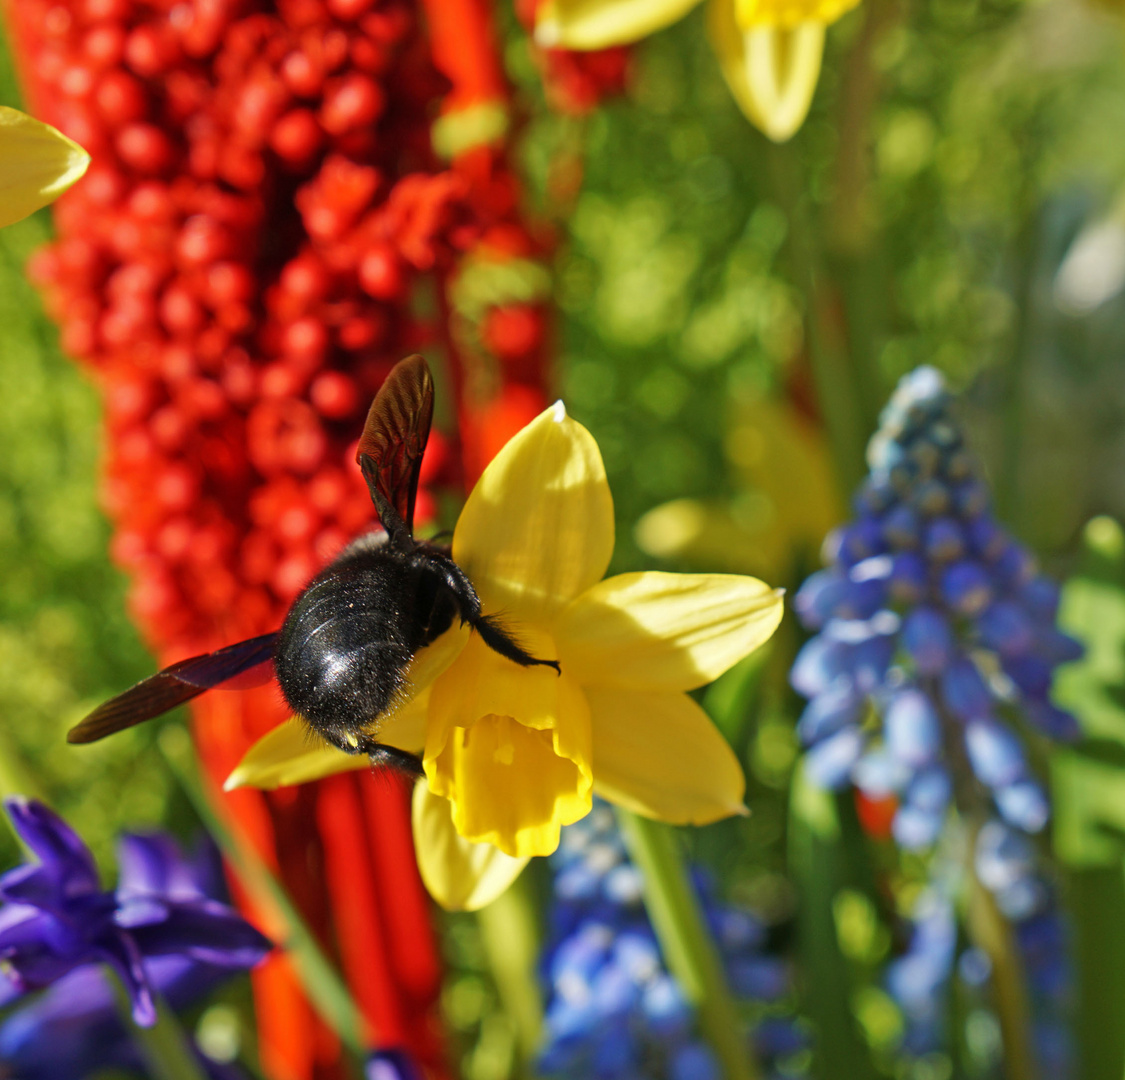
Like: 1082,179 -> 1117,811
222,770 -> 246,792
551,399 -> 567,423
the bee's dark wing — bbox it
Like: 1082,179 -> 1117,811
355,354 -> 433,534
67,632 -> 278,744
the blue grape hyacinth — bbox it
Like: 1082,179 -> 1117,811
886,829 -> 1072,1074
538,802 -> 801,1080
791,367 -> 1082,847
0,798 -> 271,1028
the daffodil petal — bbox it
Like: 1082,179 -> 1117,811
0,107 -> 90,228
588,688 -> 748,823
224,719 -> 367,791
453,403 -> 614,622
535,0 -> 703,49
412,782 -> 530,911
708,1 -> 826,142
225,690 -> 430,791
556,572 -> 784,691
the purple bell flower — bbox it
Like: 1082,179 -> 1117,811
0,825 -> 270,1080
0,799 -> 271,1027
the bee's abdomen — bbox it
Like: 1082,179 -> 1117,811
273,544 -> 424,750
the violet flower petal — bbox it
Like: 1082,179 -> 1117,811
128,900 -> 272,969
3,799 -> 99,898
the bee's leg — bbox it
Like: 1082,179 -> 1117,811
474,613 -> 561,674
363,740 -> 424,778
371,488 -> 415,550
426,554 -> 561,673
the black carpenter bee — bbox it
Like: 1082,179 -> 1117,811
67,355 -> 559,775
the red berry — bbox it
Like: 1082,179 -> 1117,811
206,261 -> 255,306
83,0 -> 131,20
60,64 -> 96,100
315,526 -> 349,563
309,468 -> 348,513
358,244 -> 404,300
155,463 -> 200,511
281,50 -> 324,98
160,280 -> 205,336
116,123 -> 175,174
276,502 -> 319,544
273,551 -> 319,600
125,25 -> 179,77
280,254 -> 330,303
177,216 -> 232,266
83,24 -> 128,69
241,531 -> 279,586
320,73 -> 384,135
281,316 -> 329,363
338,310 -> 386,350
152,405 -> 190,451
310,370 -> 358,418
270,108 -> 323,168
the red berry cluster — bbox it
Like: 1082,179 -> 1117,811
8,0 -> 506,660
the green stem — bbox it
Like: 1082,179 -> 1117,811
111,979 -> 210,1080
616,810 -> 761,1080
768,142 -> 869,498
965,822 -> 1037,1080
787,764 -> 878,1080
158,727 -> 368,1065
477,873 -> 544,1071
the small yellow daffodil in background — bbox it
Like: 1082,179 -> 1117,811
0,106 -> 90,228
228,402 -> 784,910
635,389 -> 843,579
534,0 -> 860,142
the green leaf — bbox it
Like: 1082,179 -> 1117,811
1050,517 -> 1125,1080
788,764 -> 879,1080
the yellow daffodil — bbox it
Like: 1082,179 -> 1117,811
0,107 -> 90,228
636,391 -> 843,579
535,0 -> 860,142
228,402 -> 783,910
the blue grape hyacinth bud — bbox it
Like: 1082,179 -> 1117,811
790,366 -> 1082,855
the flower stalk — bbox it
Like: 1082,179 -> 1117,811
111,981 -> 211,1080
616,809 -> 762,1080
476,874 -> 545,1067
965,821 -> 1037,1080
158,728 -> 368,1063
